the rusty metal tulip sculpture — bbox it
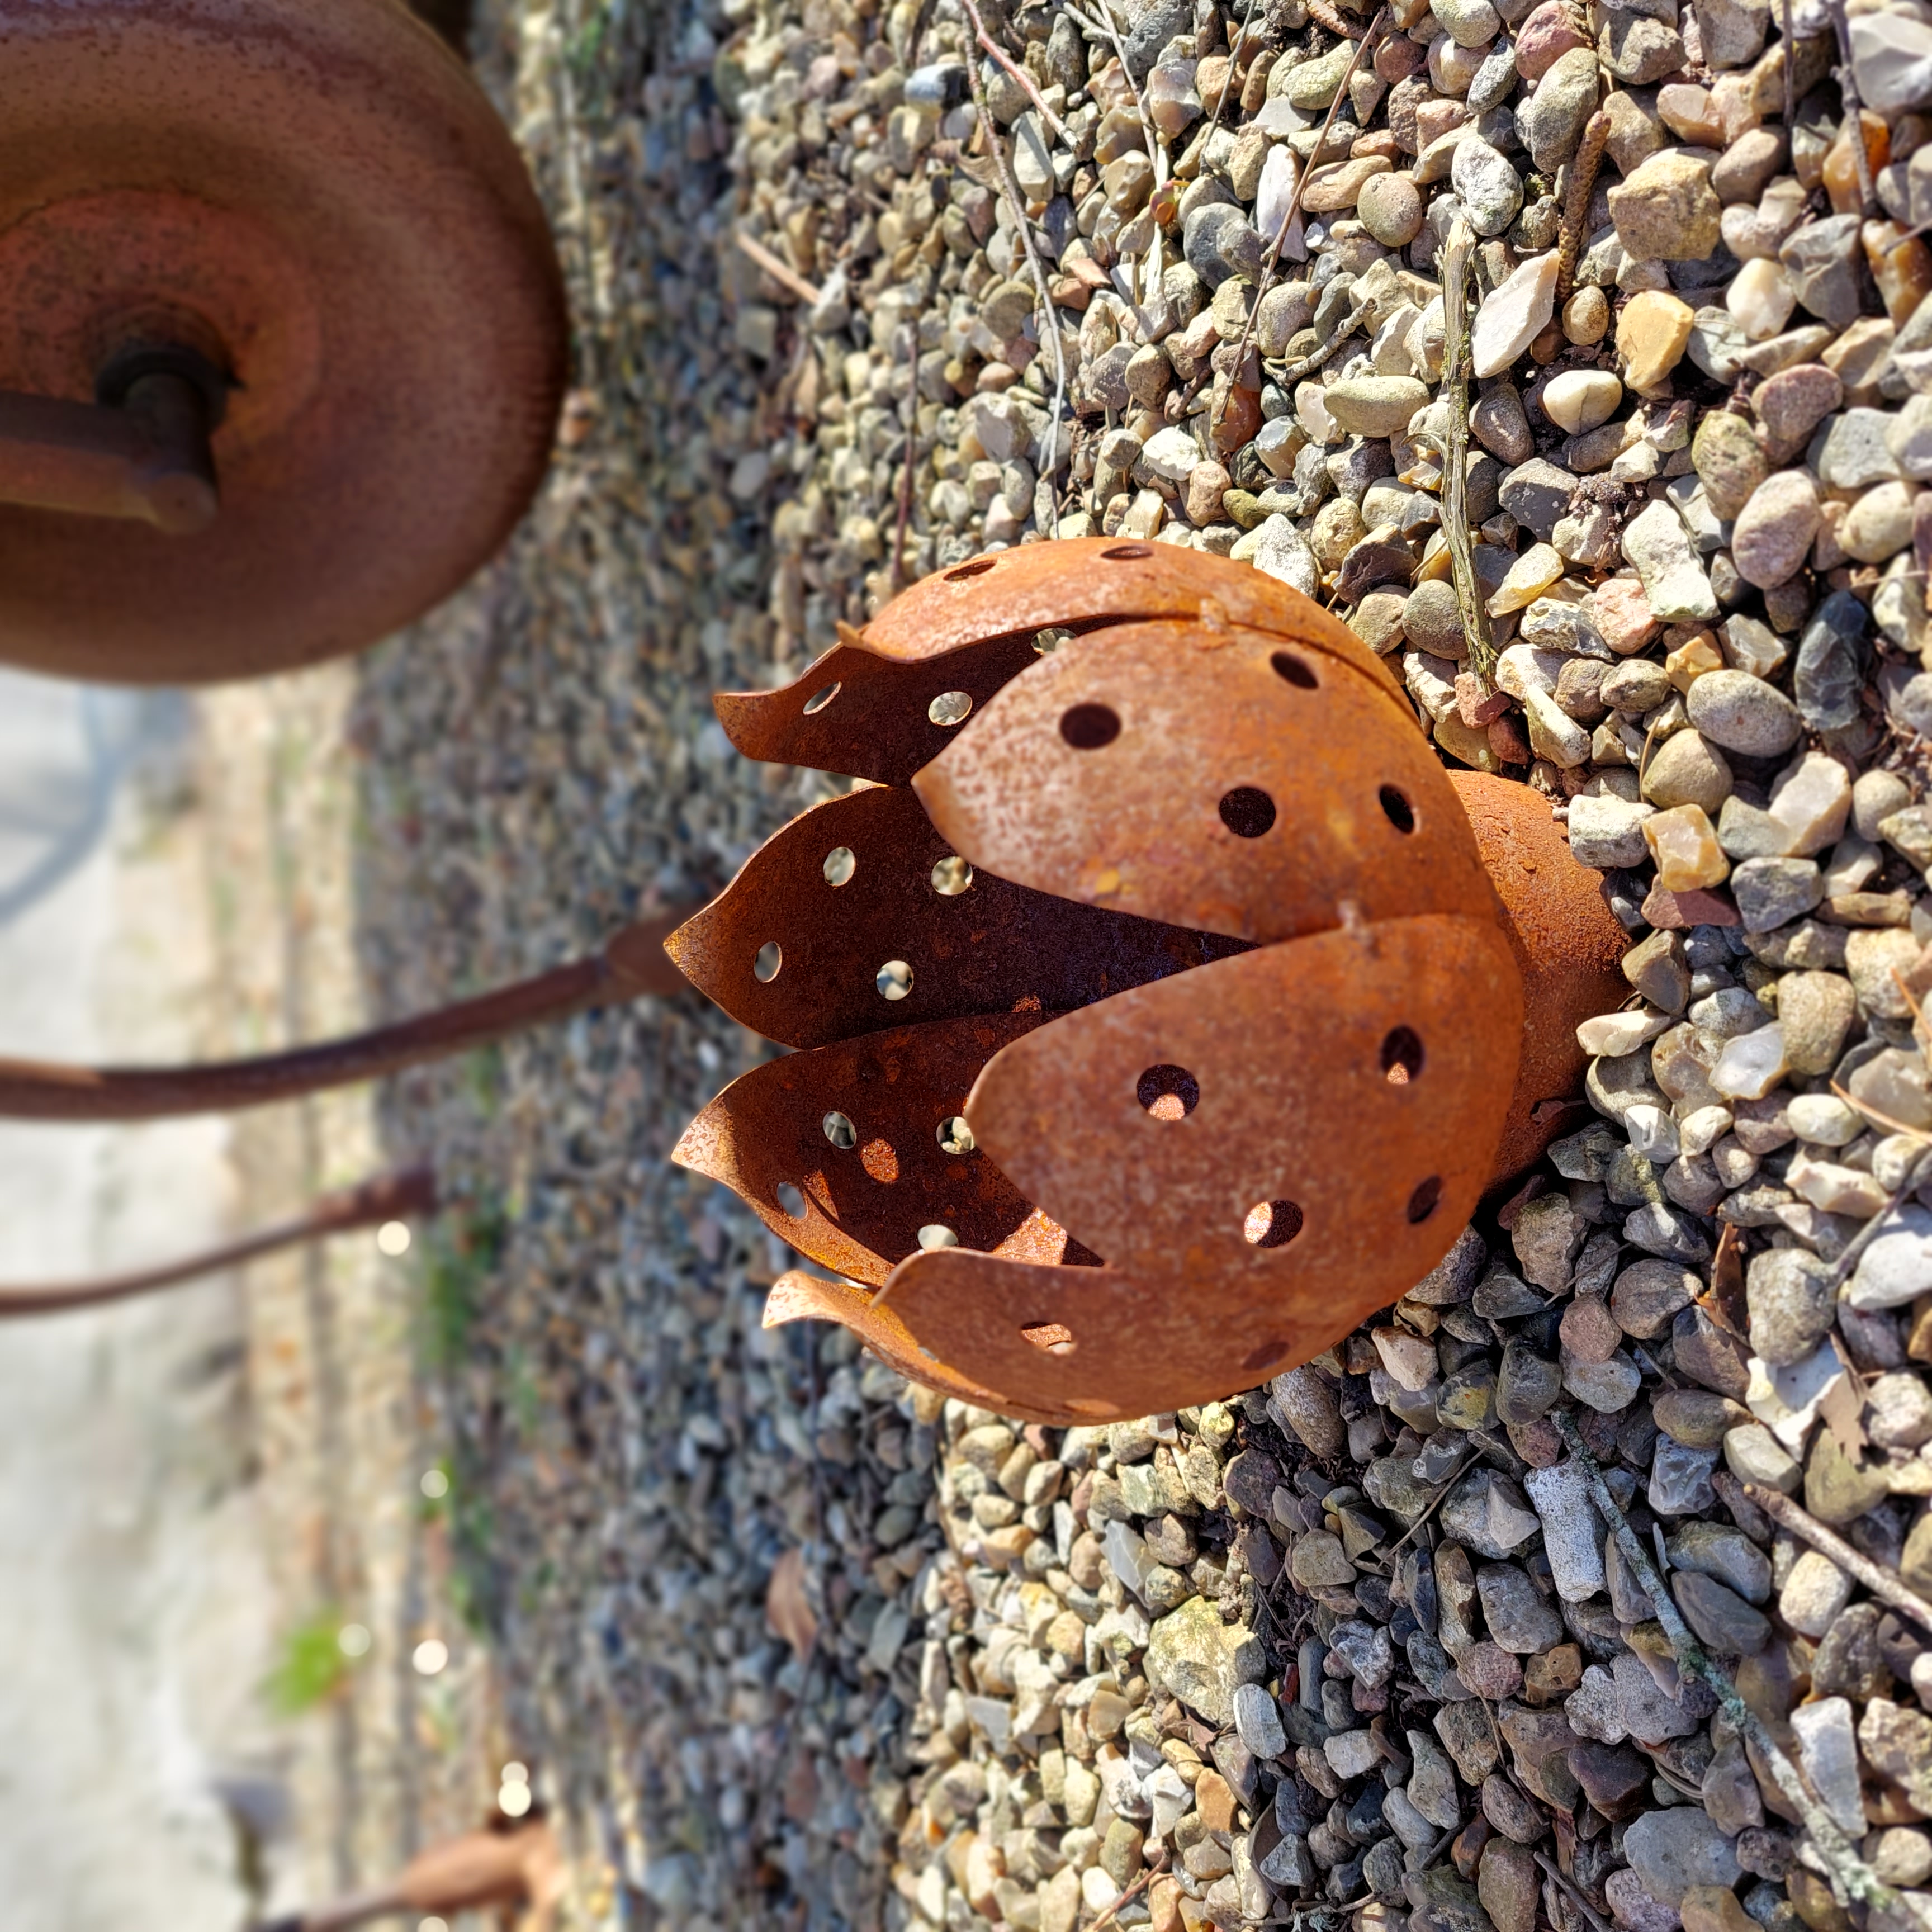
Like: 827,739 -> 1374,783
668,540 -> 1627,1427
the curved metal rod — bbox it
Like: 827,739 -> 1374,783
0,910 -> 692,1121
0,1166 -> 437,1317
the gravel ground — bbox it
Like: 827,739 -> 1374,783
357,0 -> 1932,1928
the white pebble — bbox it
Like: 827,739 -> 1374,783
1678,1105 -> 1734,1156
1542,370 -> 1623,434
1625,1102 -> 1680,1163
1787,1093 -> 1861,1146
1576,1008 -> 1671,1055
1472,252 -> 1558,378
1711,1022 -> 1788,1100
1726,258 -> 1798,342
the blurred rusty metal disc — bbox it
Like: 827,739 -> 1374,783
0,0 -> 566,683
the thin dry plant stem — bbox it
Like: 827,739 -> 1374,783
1826,0 -> 1877,214
1782,0 -> 1796,126
964,47 -> 1069,481
1214,7 -> 1389,433
1745,1483 -> 1932,1636
1209,0 -> 1262,122
1533,1852 -> 1614,1932
962,0 -> 1068,141
1550,1408 -> 1925,1926
734,229 -> 823,305
1439,218 -> 1498,685
895,326 -> 919,586
1380,1447 -> 1479,1559
1087,1851 -> 1169,1932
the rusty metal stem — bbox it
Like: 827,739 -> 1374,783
0,910 -> 690,1121
0,1167 -> 436,1317
0,374 -> 219,536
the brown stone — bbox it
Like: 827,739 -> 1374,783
1195,1767 -> 1237,1835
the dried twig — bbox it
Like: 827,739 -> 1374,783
962,48 -> 1069,480
1744,1482 -> 1932,1636
1379,1446 -> 1480,1559
1825,0 -> 1877,215
1270,304 -> 1370,384
1208,0 -> 1262,122
960,0 -> 1068,141
733,229 -> 823,306
1782,0 -> 1797,127
1550,1408 -> 1926,1926
1086,1851 -> 1170,1932
1534,1851 -> 1616,1932
1214,7 -> 1390,432
1438,219 -> 1498,687
895,326 -> 920,588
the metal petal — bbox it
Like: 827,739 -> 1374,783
670,1012 -> 1048,1286
662,781 -> 1252,1050
912,619 -> 1497,946
965,915 -> 1522,1295
711,535 -> 1405,784
818,1248 -> 1344,1425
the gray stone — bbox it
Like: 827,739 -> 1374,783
1615,1650 -> 1713,1746
1818,406 -> 1907,490
1622,498 -> 1718,622
1500,457 -> 1579,539
1518,48 -> 1601,172
1649,1436 -> 1719,1515
1846,1201 -> 1932,1311
1666,1522 -> 1772,1604
1523,1460 -> 1606,1601
1777,970 -> 1858,1077
1791,1697 -> 1867,1836
1673,1571 -> 1770,1654
1730,855 -> 1824,932
1513,1192 -> 1587,1290
1453,139 -> 1523,237
1233,1679 -> 1288,1759
1795,590 -> 1869,731
1477,1562 -> 1566,1652
1623,1807 -> 1741,1906
1781,215 -> 1867,334
1440,1469 -> 1542,1559
1685,669 -> 1804,756
1624,1200 -> 1713,1262
1746,1247 -> 1836,1363
1854,769 -> 1912,840
1408,1729 -> 1464,1830
1612,1258 -> 1699,1338
1405,1865 -> 1497,1932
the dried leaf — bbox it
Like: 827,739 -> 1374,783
1702,1223 -> 1749,1340
765,1546 -> 819,1660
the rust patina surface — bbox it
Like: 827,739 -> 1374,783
0,0 -> 566,684
668,541 -> 1627,1423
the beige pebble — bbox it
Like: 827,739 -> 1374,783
1562,286 -> 1610,345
